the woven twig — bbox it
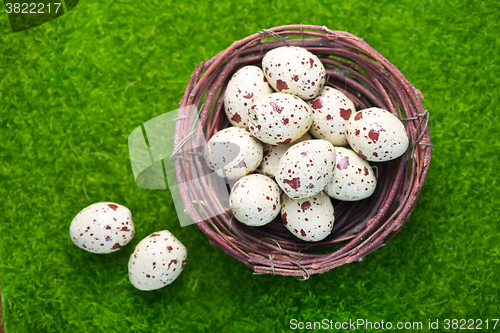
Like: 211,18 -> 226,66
175,25 -> 432,277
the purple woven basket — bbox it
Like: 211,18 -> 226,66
174,24 -> 432,279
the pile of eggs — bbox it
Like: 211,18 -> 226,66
204,46 -> 409,242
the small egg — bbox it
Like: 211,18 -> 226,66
248,92 -> 312,145
281,191 -> 334,242
262,46 -> 326,100
224,65 -> 274,128
204,127 -> 263,179
324,147 -> 377,201
307,87 -> 356,146
69,202 -> 135,254
128,230 -> 187,291
260,132 -> 312,178
346,107 -> 409,162
229,174 -> 281,227
276,139 -> 336,199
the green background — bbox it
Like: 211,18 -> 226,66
1,0 -> 499,332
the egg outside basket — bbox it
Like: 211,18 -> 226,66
174,24 -> 432,279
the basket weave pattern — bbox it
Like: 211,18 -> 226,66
175,25 -> 432,279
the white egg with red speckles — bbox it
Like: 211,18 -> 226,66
281,191 -> 334,242
324,147 -> 377,201
307,87 -> 356,146
229,174 -> 281,227
128,230 -> 187,291
276,139 -> 336,199
260,132 -> 312,178
262,46 -> 326,100
248,92 -> 312,145
224,65 -> 274,128
69,202 -> 135,254
346,107 -> 409,162
204,127 -> 263,179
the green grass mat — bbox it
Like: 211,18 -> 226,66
1,0 -> 499,332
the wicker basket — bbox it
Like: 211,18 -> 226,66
174,24 -> 432,279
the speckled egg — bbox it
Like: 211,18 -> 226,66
346,107 -> 409,162
260,132 -> 312,178
248,92 -> 312,145
262,46 -> 326,100
324,147 -> 377,201
281,191 -> 334,242
276,139 -> 336,199
69,202 -> 135,254
229,174 -> 281,227
128,230 -> 187,291
204,127 -> 263,179
224,65 -> 274,128
307,87 -> 356,146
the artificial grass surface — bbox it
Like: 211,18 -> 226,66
1,0 -> 499,332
